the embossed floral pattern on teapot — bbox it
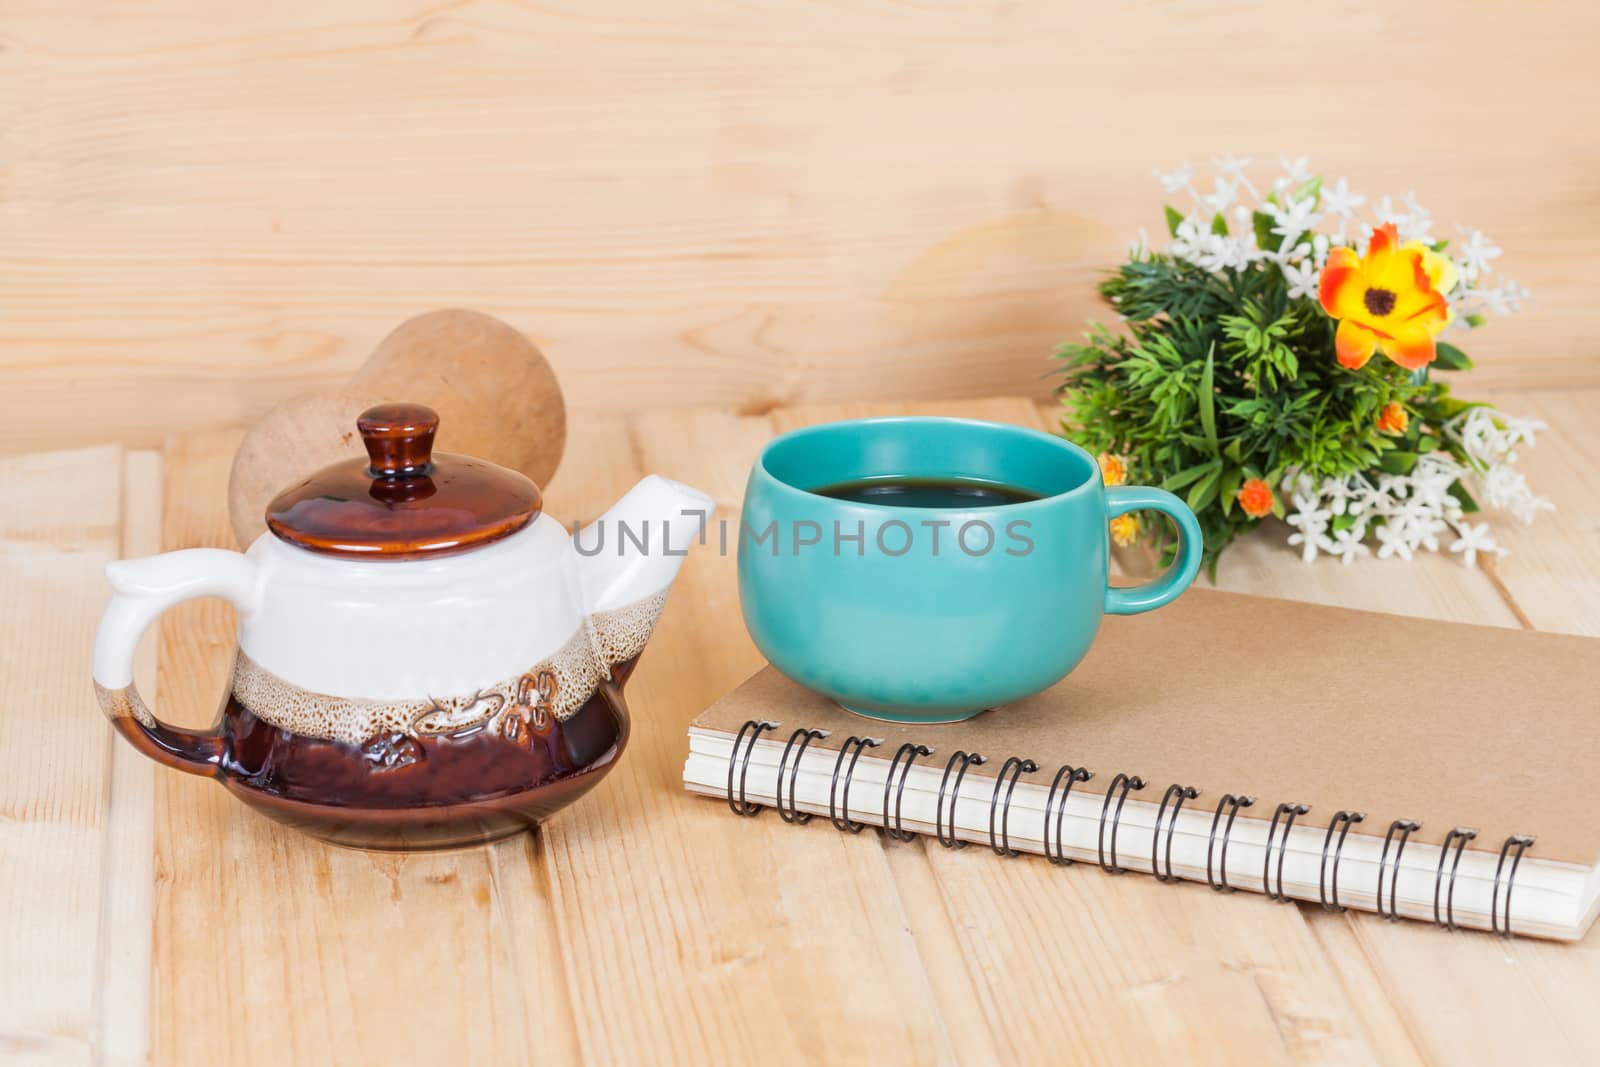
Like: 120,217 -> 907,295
92,403 -> 712,850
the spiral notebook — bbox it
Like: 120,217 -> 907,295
683,590 -> 1600,941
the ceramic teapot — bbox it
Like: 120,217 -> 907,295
92,403 -> 713,851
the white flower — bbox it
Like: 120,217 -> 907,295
1212,154 -> 1259,198
1325,526 -> 1371,566
1481,464 -> 1529,509
1476,280 -> 1530,315
1288,527 -> 1332,563
1500,414 -> 1546,448
1455,225 -> 1502,282
1274,155 -> 1312,191
1317,478 -> 1356,516
1128,227 -> 1150,258
1200,177 -> 1238,214
1321,178 -> 1365,220
1404,190 -> 1431,216
1412,516 -> 1450,553
1477,461 -> 1553,524
1345,476 -> 1382,516
1374,520 -> 1415,560
1155,161 -> 1196,196
1281,258 -> 1319,301
1286,501 -> 1332,562
1266,239 -> 1311,267
1375,474 -> 1410,501
1449,521 -> 1504,567
1509,490 -> 1556,525
1266,194 -> 1321,248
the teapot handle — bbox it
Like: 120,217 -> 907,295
92,549 -> 261,776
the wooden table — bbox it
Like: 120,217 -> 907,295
6,391 -> 1598,1066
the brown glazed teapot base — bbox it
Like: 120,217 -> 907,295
219,759 -> 619,852
112,660 -> 634,853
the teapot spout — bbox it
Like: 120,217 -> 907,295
574,475 -> 714,669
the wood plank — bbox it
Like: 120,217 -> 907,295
94,449 -> 162,1067
4,1 -> 1599,452
0,446 -> 125,1064
150,428 -> 579,1067
523,407 -> 970,1064
81,388 -> 1599,1063
1475,386 -> 1600,636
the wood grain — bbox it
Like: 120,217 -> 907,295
0,446 -> 125,1065
3,1 -> 1599,453
6,389 -> 1599,1064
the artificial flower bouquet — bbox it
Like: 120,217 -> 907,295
1057,155 -> 1549,574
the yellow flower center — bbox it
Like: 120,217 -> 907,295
1363,287 -> 1397,317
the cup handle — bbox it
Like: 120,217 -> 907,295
1103,486 -> 1203,616
92,549 -> 261,776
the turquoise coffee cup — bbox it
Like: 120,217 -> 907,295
738,417 -> 1203,723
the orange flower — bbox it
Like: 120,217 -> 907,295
1108,514 -> 1141,547
1376,401 -> 1409,435
1097,452 -> 1128,487
1318,223 -> 1457,371
1237,477 -> 1274,519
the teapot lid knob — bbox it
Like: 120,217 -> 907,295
357,402 -> 438,478
265,401 -> 541,560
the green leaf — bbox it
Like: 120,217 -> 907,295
1224,438 -> 1243,463
1220,466 -> 1243,507
1198,343 -> 1219,457
1417,435 -> 1438,453
1448,481 -> 1481,514
1210,214 -> 1229,237
1252,210 -> 1277,252
1433,342 -> 1474,371
1164,205 -> 1184,237
1293,175 -> 1323,205
1162,459 -> 1221,492
1465,314 -> 1487,328
1187,467 -> 1222,513
1269,490 -> 1286,520
1408,366 -> 1430,387
1222,467 -> 1248,518
1422,396 -> 1487,421
1331,513 -> 1357,533
1379,451 -> 1418,475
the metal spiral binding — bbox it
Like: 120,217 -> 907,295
882,743 -> 934,842
1097,773 -> 1147,874
1318,811 -> 1366,911
1152,784 -> 1200,882
1432,827 -> 1477,930
1043,765 -> 1093,865
1490,834 -> 1536,937
989,757 -> 1039,856
1206,794 -> 1254,891
726,719 -> 779,816
1262,802 -> 1311,902
935,751 -> 986,849
774,727 -> 829,824
828,736 -> 883,833
1375,819 -> 1422,920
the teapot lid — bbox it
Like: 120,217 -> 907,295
265,402 -> 542,560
